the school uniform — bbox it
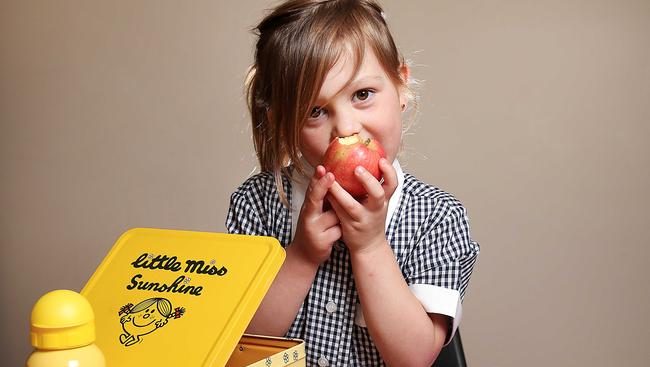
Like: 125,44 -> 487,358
227,160 -> 480,366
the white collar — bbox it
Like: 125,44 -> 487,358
290,159 -> 405,240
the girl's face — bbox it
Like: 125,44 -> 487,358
299,48 -> 407,169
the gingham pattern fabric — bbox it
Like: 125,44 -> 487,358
226,170 -> 480,366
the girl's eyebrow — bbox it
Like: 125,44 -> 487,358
331,75 -> 383,101
349,75 -> 383,89
316,75 -> 384,107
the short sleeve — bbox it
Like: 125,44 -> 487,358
225,172 -> 293,247
403,205 -> 480,344
226,189 -> 269,236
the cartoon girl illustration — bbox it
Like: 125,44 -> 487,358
118,297 -> 184,346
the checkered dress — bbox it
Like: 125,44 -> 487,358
226,169 -> 479,366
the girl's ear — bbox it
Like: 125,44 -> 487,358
398,63 -> 411,109
399,63 -> 410,84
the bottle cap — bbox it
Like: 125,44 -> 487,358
30,289 -> 96,350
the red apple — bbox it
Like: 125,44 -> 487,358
322,134 -> 386,197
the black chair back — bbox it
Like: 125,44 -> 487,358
431,331 -> 467,367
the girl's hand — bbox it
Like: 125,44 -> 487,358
291,165 -> 341,266
327,158 -> 398,254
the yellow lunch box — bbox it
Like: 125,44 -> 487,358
81,228 -> 305,367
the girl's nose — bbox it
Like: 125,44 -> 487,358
332,113 -> 362,138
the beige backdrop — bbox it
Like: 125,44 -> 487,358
2,1 -> 649,366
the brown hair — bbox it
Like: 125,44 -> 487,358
246,0 -> 406,205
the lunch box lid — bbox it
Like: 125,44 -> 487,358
81,228 -> 285,367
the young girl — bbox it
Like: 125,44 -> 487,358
226,1 -> 480,365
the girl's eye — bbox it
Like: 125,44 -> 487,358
354,89 -> 374,102
309,107 -> 325,119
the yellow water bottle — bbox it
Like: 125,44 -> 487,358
26,289 -> 106,367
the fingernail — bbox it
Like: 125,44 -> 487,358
355,166 -> 365,174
